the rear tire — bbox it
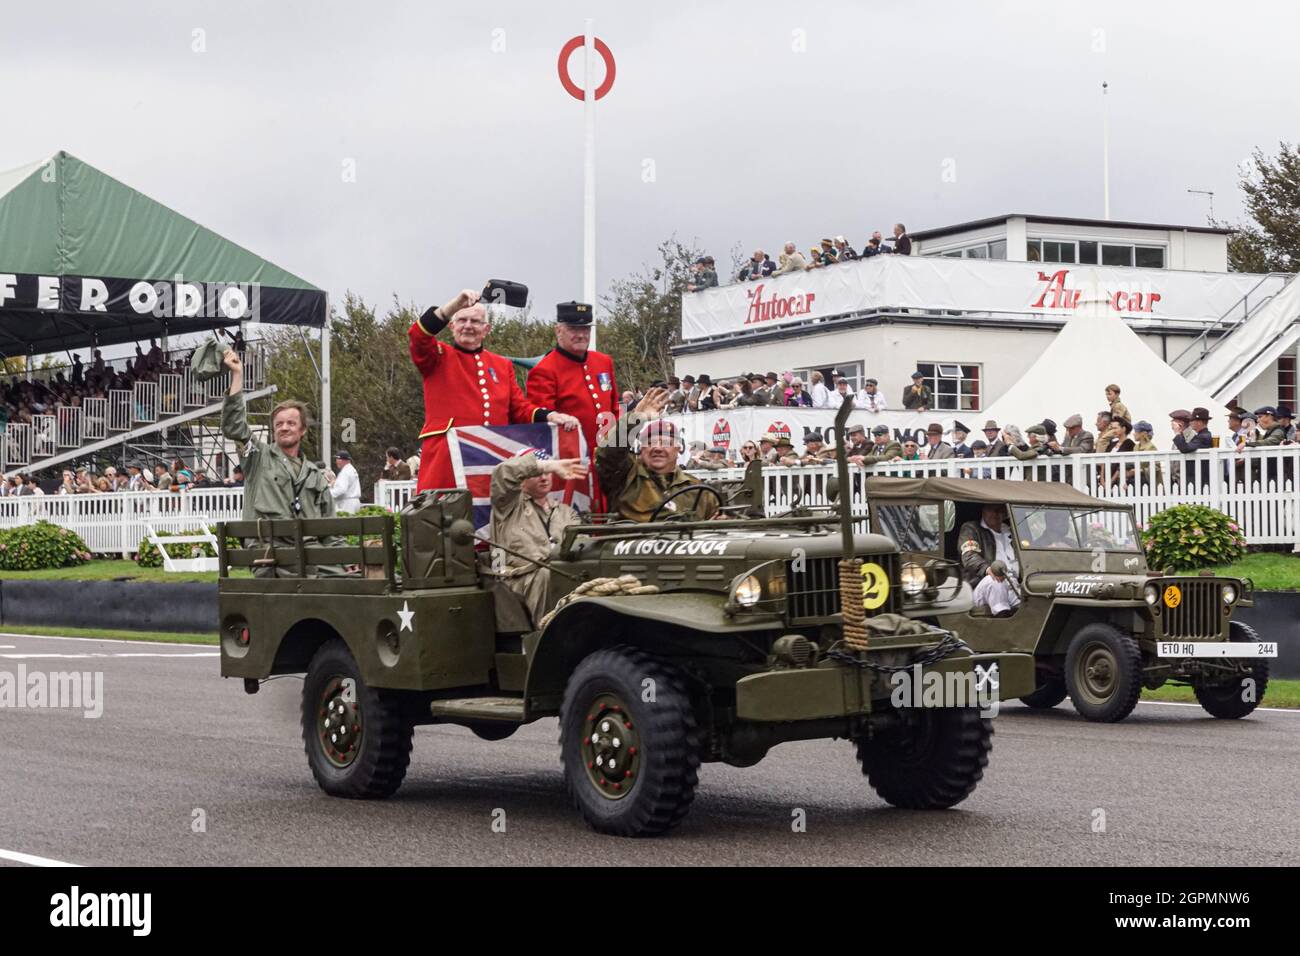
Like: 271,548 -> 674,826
559,645 -> 700,837
1065,623 -> 1142,723
1194,621 -> 1270,719
1019,678 -> 1067,710
855,707 -> 992,809
302,639 -> 413,798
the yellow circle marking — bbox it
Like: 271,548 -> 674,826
861,562 -> 890,610
1163,585 -> 1182,609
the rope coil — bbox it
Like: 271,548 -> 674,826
536,574 -> 659,631
839,557 -> 869,650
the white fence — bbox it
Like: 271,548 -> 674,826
0,487 -> 245,557
3,447 -> 1297,555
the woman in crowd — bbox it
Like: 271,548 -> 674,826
739,441 -> 760,463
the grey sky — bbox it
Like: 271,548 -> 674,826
2,0 -> 1294,338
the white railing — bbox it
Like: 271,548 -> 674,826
159,373 -> 182,416
3,446 -> 1298,552
32,415 -> 57,458
82,397 -> 107,441
56,406 -> 81,448
3,422 -> 32,468
0,487 -> 245,557
134,381 -> 159,423
108,390 -> 133,432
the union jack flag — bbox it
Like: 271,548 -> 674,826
446,423 -> 590,536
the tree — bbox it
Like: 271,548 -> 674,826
1219,142 -> 1300,274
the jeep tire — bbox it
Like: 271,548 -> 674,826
855,706 -> 993,810
1019,678 -> 1068,710
559,646 -> 700,837
1194,620 -> 1270,719
1064,623 -> 1143,722
302,639 -> 414,798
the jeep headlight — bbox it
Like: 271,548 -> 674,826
734,574 -> 762,607
1221,583 -> 1237,605
900,562 -> 927,595
1144,583 -> 1159,606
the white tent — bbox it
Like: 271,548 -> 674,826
982,300 -> 1229,435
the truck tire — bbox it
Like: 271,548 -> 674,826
1194,621 -> 1270,719
855,707 -> 993,810
1064,623 -> 1142,723
559,645 -> 700,837
302,639 -> 413,799
1019,679 -> 1067,710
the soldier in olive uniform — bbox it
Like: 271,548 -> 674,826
221,348 -> 344,576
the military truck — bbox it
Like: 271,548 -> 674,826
861,477 -> 1274,722
217,405 -> 1037,837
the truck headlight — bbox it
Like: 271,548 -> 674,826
900,562 -> 927,595
1221,583 -> 1237,605
1144,583 -> 1159,606
734,574 -> 762,607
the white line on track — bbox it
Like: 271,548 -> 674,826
1,652 -> 217,659
0,632 -> 215,649
1136,699 -> 1299,715
0,848 -> 81,867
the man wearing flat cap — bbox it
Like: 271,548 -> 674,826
594,389 -> 719,522
852,425 -> 902,466
855,377 -> 887,413
844,423 -> 871,459
800,428 -> 832,464
902,371 -> 931,411
409,283 -> 580,493
1052,414 -> 1095,456
527,301 -> 619,506
1173,407 -> 1214,453
1241,407 -> 1286,448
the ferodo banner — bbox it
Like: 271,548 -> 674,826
680,255 -> 1277,341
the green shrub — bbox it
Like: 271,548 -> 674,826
337,505 -> 401,553
0,522 -> 92,571
1141,504 -> 1247,571
135,529 -> 237,568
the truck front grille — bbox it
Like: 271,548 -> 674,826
1160,579 -> 1224,640
787,554 -> 897,620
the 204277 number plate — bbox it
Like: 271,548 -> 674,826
1157,641 -> 1278,658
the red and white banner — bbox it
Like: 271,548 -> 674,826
681,255 -> 1281,341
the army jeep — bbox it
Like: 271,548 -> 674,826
216,406 -> 1036,837
863,477 -> 1275,723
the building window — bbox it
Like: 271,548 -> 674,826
927,240 -> 1007,260
918,362 -> 981,411
1135,245 -> 1165,269
1280,353 -> 1296,411
795,360 -> 864,393
1102,244 -> 1134,267
1079,240 -> 1098,264
988,239 -> 1007,260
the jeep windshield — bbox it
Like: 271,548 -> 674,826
1011,505 -> 1140,552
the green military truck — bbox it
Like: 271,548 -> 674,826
862,477 -> 1275,722
217,408 -> 1037,837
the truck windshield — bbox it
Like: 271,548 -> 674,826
875,502 -> 954,553
1012,505 -> 1140,552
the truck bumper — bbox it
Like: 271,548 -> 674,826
734,651 -> 1037,722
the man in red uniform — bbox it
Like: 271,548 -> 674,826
526,301 -> 619,507
410,286 -> 579,492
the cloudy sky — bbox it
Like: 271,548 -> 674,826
2,0 -> 1295,329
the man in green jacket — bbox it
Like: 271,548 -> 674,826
221,348 -> 344,575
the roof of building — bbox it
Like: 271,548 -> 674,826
910,214 -> 1232,242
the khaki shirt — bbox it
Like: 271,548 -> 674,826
490,456 -> 581,568
222,391 -> 336,523
599,448 -> 720,522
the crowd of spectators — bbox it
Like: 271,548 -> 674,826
686,224 -> 912,292
0,458 -> 245,496
616,368 -> 896,416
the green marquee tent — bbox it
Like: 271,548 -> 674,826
0,150 -> 326,357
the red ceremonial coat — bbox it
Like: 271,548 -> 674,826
409,308 -> 550,491
527,346 -> 619,510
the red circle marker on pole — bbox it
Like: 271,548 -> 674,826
557,35 -> 615,101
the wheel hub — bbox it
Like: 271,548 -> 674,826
579,694 -> 640,800
319,678 -> 363,768
1078,644 -> 1117,701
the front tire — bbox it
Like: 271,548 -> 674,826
559,646 -> 700,837
302,639 -> 413,798
855,707 -> 993,809
1194,621 -> 1270,719
1065,623 -> 1143,722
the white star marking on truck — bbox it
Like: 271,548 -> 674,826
397,601 -> 415,632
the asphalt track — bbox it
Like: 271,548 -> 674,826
1,632 -> 1296,867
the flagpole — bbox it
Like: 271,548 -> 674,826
584,18 -> 597,349
1102,80 -> 1110,220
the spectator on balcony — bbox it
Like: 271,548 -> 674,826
172,458 -> 196,490
773,242 -> 807,275
757,433 -> 779,464
785,377 -> 812,407
844,424 -> 870,458
902,371 -> 931,411
738,249 -> 775,282
1096,409 -> 1114,440
835,236 -> 858,262
804,247 -> 825,271
1171,408 -> 1212,453
757,371 -> 780,405
861,232 -> 886,258
799,428 -> 832,464
832,375 -> 854,408
968,441 -> 993,479
1278,406 -> 1295,442
91,349 -> 105,382
93,476 -> 111,492
746,374 -> 772,406
125,463 -> 149,491
773,436 -> 800,466
1052,414 -> 1095,455
153,464 -> 173,491
328,450 -> 362,513
1241,407 -> 1286,448
818,238 -> 838,264
71,352 -> 83,386
891,224 -> 912,255
807,370 -> 832,408
738,440 -> 761,463
855,377 -> 887,413
1133,421 -> 1159,453
686,257 -> 718,292
382,447 -> 412,481
923,423 -> 954,460
1104,384 -> 1130,425
951,421 -> 974,458
898,438 -> 922,466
